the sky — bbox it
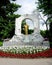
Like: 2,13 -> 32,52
12,0 -> 37,15
11,0 -> 47,30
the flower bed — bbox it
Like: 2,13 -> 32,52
0,46 -> 51,58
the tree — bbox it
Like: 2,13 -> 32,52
37,0 -> 52,15
39,13 -> 49,30
0,0 -> 10,18
21,19 -> 26,34
0,0 -> 21,39
37,0 -> 52,48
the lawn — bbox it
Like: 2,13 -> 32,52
0,41 -> 3,46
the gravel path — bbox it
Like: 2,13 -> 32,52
0,58 -> 52,65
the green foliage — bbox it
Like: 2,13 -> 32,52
22,29 -> 34,35
6,3 -> 21,15
0,41 -> 3,46
40,30 -> 49,38
37,0 -> 52,48
40,30 -> 46,38
37,0 -> 52,16
21,19 -> 26,34
28,29 -> 34,34
0,0 -> 21,39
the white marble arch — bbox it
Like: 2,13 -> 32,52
15,13 -> 40,36
3,10 -> 45,46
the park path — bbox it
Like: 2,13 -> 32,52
0,58 -> 52,65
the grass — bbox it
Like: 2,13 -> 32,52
0,41 -> 3,46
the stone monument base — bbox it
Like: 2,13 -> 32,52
3,33 -> 50,48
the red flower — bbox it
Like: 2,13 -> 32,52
0,48 -> 52,58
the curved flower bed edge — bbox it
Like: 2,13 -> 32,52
0,48 -> 52,58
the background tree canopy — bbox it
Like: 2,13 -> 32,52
37,0 -> 52,16
37,0 -> 52,47
0,0 -> 21,40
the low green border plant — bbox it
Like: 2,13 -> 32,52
0,41 -> 3,46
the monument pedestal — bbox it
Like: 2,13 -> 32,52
3,33 -> 49,48
23,35 -> 30,43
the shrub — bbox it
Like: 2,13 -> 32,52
0,41 -> 3,46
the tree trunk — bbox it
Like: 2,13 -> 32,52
49,22 -> 52,48
46,23 -> 48,30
